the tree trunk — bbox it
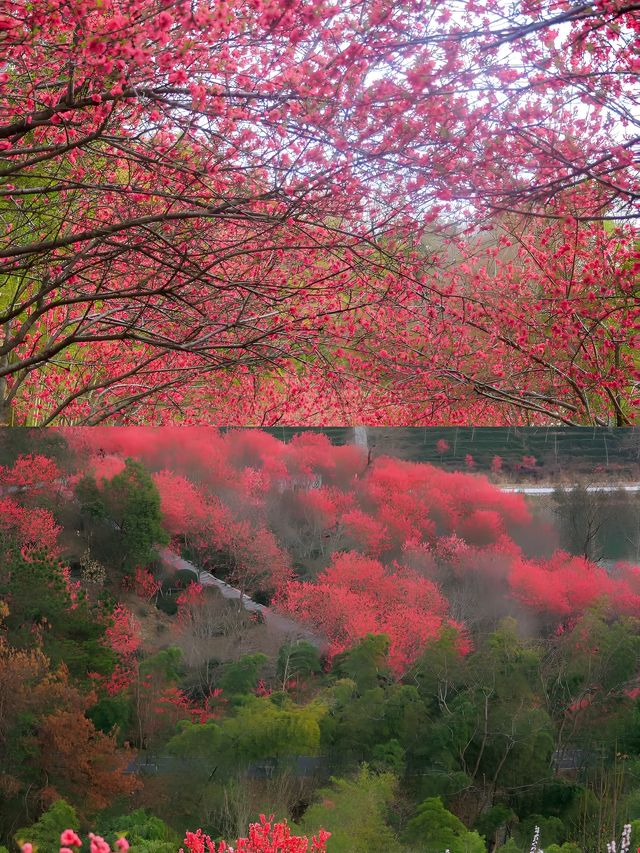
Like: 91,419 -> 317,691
0,363 -> 8,427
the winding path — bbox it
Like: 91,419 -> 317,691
159,548 -> 325,649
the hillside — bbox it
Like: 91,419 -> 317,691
1,428 -> 640,853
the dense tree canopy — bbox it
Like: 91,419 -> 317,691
69,427 -> 640,674
3,430 -> 640,850
77,457 -> 168,569
0,0 -> 637,424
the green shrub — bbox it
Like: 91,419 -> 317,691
156,594 -> 178,616
95,808 -> 180,850
15,801 -> 80,851
87,695 -> 132,736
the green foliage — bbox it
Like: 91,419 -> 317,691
15,800 -> 79,851
371,739 -> 406,775
2,548 -> 70,627
139,647 -> 184,682
554,612 -> 640,701
48,635 -> 116,682
298,766 -> 402,853
320,682 -> 384,762
224,697 -> 327,760
408,624 -> 466,707
431,620 -> 555,791
219,653 -> 268,697
320,678 -> 422,774
1,548 -> 116,682
624,788 -> 640,820
412,771 -> 473,807
509,779 -> 579,828
168,696 -> 327,772
474,805 -> 515,845
545,844 -> 581,853
403,797 -> 486,853
95,808 -> 179,850
166,718 -> 222,763
277,640 -> 322,684
513,815 -> 566,849
495,841 -> 522,853
76,474 -> 108,520
332,633 -> 391,692
87,695 -> 132,737
77,458 -> 168,569
563,788 -> 601,851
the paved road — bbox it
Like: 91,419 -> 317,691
6,478 -> 639,499
159,548 -> 325,649
498,483 -> 640,494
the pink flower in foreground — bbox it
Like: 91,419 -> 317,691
25,819 -> 328,853
178,816 -> 330,852
89,834 -> 111,853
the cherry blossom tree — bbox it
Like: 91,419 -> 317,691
0,496 -> 60,556
0,0 -> 637,424
154,469 -> 293,597
0,453 -> 62,491
367,212 -> 640,426
276,551 -> 464,674
132,565 -> 162,602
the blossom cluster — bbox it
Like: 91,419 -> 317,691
19,817 -> 328,853
21,831 -> 129,853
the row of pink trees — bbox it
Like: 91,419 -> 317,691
72,430 -> 640,676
